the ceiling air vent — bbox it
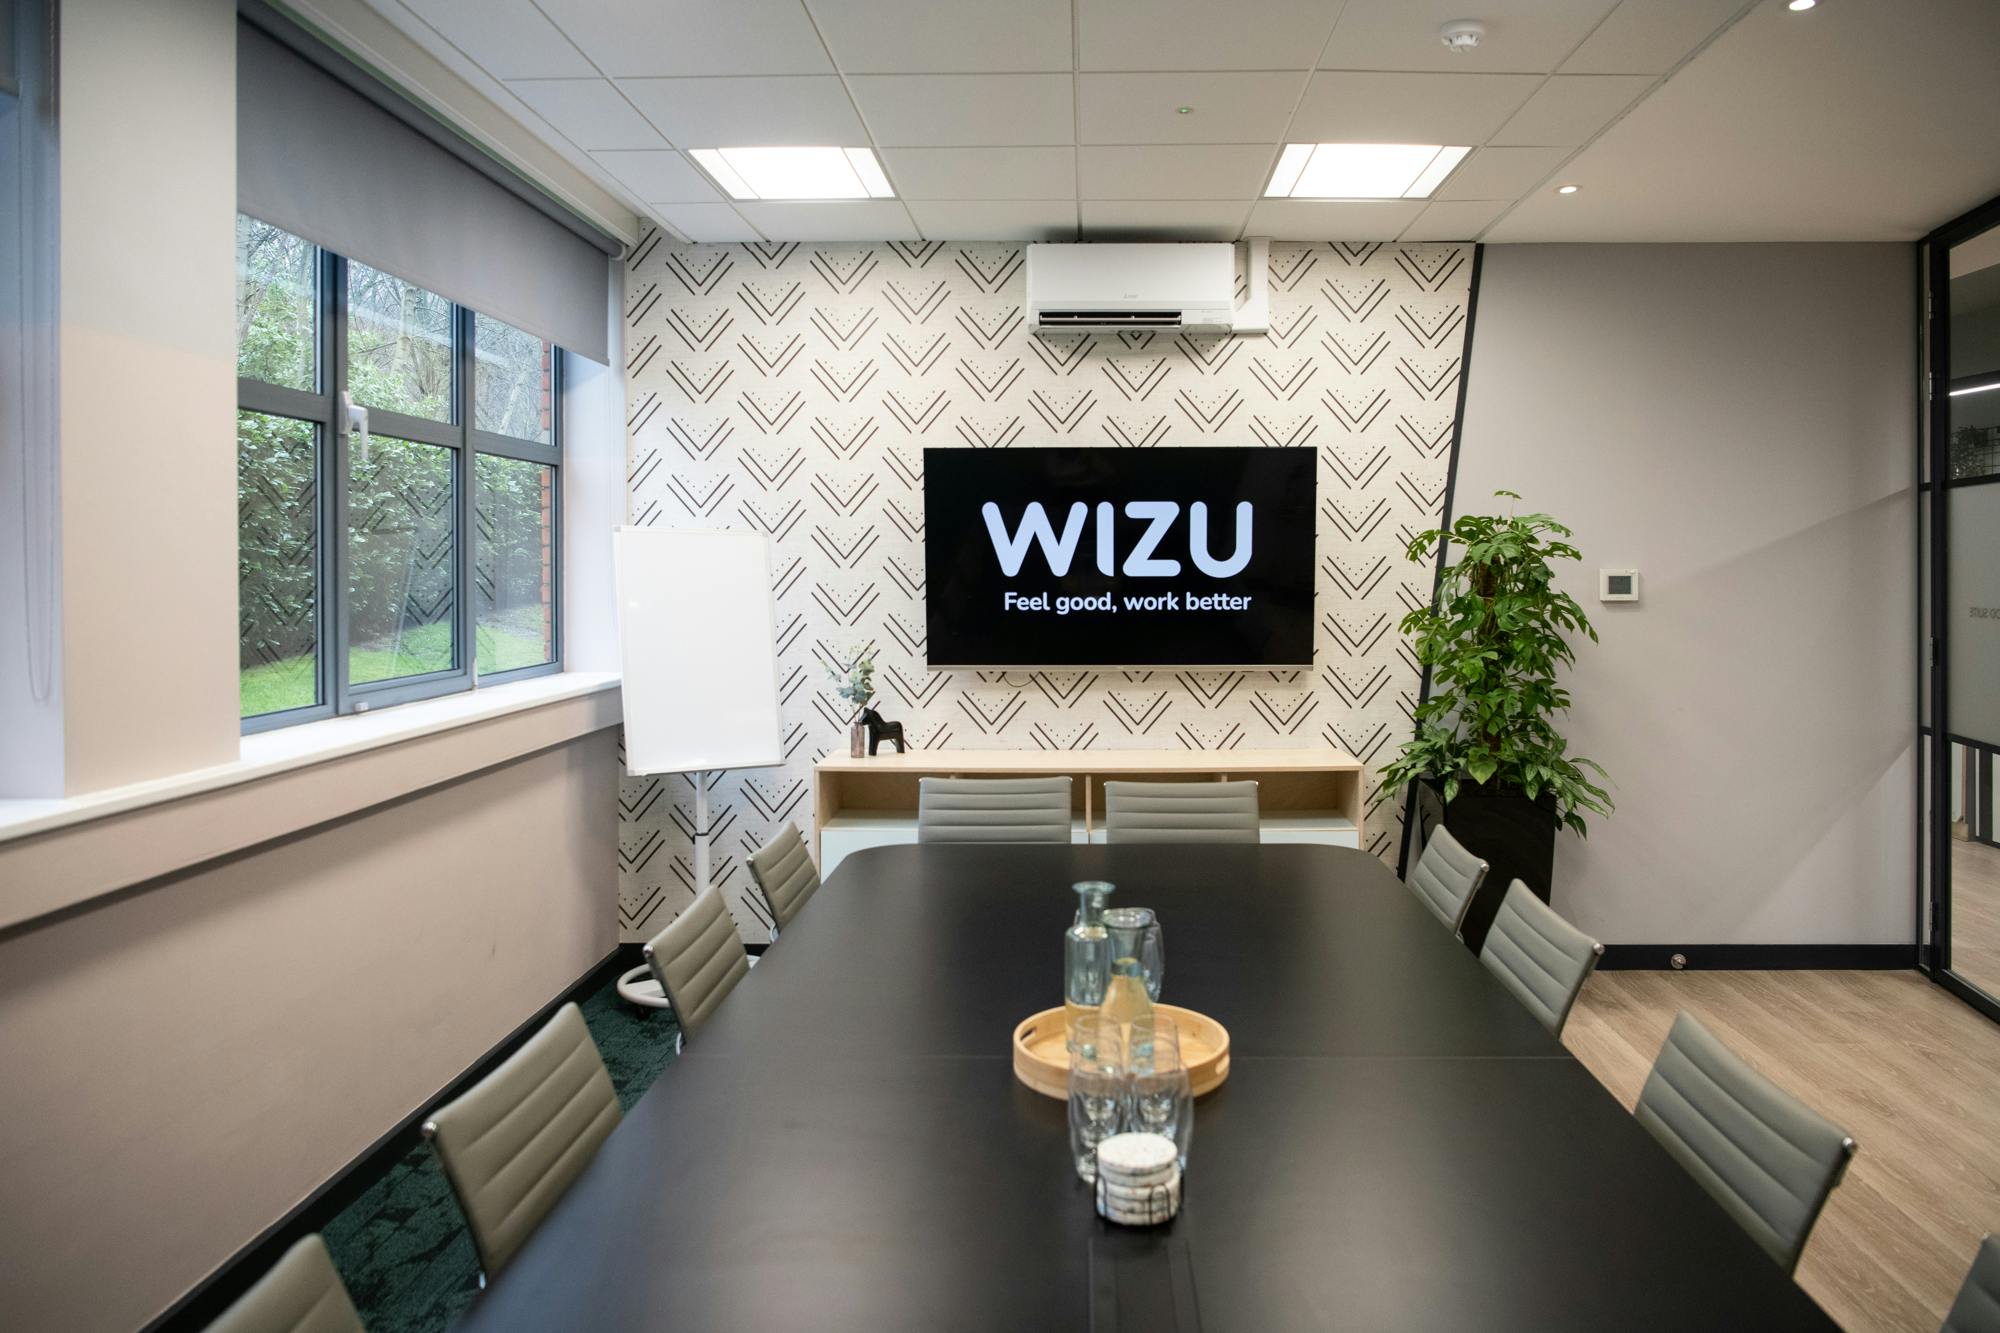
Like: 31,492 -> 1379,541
1032,309 -> 1186,328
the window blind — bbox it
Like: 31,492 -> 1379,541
236,9 -> 617,364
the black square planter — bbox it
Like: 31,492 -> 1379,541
1414,777 -> 1559,954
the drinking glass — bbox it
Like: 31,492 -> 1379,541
1103,906 -> 1165,1001
1068,1015 -> 1126,1182
1126,1015 -> 1193,1171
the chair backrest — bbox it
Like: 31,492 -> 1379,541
747,822 -> 820,931
1102,780 -> 1260,844
1477,879 -> 1602,1036
1633,1011 -> 1855,1273
916,776 -> 1073,844
422,1003 -> 621,1276
204,1235 -> 365,1333
1943,1234 -> 2000,1333
1405,825 -> 1488,936
644,884 -> 751,1040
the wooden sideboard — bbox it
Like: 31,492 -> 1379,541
811,748 -> 1364,873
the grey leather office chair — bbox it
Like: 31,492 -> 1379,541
1943,1235 -> 2000,1333
1405,824 -> 1488,937
916,776 -> 1073,843
747,822 -> 820,935
1102,780 -> 1260,844
422,1002 -> 621,1277
643,884 -> 751,1043
204,1234 -> 364,1333
1477,879 -> 1603,1037
1634,1011 -> 1856,1273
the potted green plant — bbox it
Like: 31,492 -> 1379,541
1380,491 -> 1612,951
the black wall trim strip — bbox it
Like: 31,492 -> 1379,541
1598,943 -> 1918,971
143,943 -> 639,1333
1396,240 -> 1485,879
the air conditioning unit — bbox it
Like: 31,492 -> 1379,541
1026,242 -> 1237,333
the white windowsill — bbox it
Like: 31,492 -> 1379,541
0,671 -> 621,846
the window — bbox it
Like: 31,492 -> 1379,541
236,216 -> 560,729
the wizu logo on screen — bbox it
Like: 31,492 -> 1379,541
980,501 -> 1253,578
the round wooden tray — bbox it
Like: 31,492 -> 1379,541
1011,1005 -> 1231,1101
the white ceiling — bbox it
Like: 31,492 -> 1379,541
363,0 -> 2000,245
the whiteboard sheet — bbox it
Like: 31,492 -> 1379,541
614,528 -> 784,775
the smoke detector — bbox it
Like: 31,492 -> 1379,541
1439,19 -> 1485,53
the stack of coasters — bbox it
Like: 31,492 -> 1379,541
1093,1132 -> 1181,1226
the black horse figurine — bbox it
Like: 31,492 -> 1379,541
860,708 -> 906,755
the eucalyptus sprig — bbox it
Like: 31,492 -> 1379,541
1379,491 -> 1613,838
825,648 -> 876,722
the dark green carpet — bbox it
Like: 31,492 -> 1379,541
320,972 -> 680,1332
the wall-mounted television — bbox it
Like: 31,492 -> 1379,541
924,447 -> 1317,668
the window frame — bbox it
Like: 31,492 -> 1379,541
237,223 -> 562,734
470,330 -> 564,689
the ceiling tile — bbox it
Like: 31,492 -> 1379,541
849,75 -> 1075,147
904,200 -> 1079,240
1320,0 -> 1622,74
1079,200 -> 1250,241
532,0 -> 833,77
652,204 -> 764,243
1485,0 -> 2000,241
1560,0 -> 1747,75
1244,199 -> 1423,240
1291,72 -> 1542,144
881,147 -> 1077,200
399,0 -> 595,78
806,0 -> 1073,73
732,201 -> 920,242
590,150 -> 722,203
1398,198 -> 1509,240
618,77 -> 865,147
1079,145 -> 1277,200
1078,73 -> 1304,145
1489,74 -> 1653,146
1435,145 -> 1567,199
1077,0 -> 1340,72
504,79 -> 666,151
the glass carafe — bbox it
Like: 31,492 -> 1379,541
1064,881 -> 1115,1052
1102,906 -> 1164,1001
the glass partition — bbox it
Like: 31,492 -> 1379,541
1926,202 -> 2000,1019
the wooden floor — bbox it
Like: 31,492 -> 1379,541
1566,969 -> 2000,1333
1952,837 -> 2000,997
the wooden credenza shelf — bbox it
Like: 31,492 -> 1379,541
811,748 -> 1364,872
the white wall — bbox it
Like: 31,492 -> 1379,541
55,0 -> 241,794
1457,243 -> 1916,946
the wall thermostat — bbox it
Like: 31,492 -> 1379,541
1599,569 -> 1640,602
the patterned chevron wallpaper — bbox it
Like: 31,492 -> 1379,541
617,232 -> 1475,942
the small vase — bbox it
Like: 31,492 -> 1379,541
848,720 -> 867,758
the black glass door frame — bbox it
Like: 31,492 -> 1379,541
1922,189 -> 2000,1027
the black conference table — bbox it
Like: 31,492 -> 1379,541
456,844 -> 1838,1332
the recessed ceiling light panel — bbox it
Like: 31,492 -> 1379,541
1556,183 -> 1579,195
1787,0 -> 1816,10
689,146 -> 896,202
1263,144 -> 1470,200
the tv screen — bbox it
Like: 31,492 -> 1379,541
924,447 -> 1317,668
